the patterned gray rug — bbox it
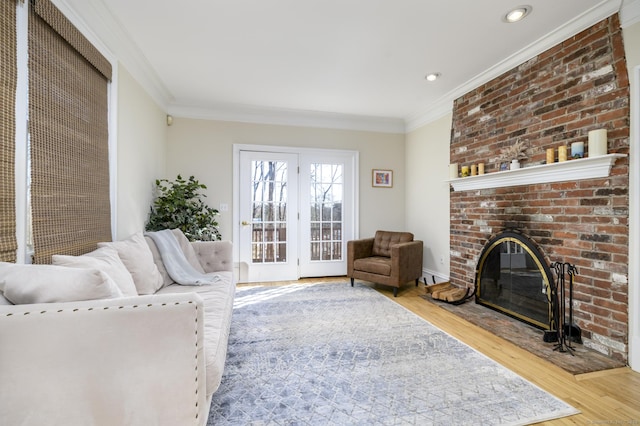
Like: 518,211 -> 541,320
208,282 -> 579,425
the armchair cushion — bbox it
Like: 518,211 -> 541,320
353,256 -> 392,276
372,231 -> 414,257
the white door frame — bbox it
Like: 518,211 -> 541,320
233,144 -> 359,282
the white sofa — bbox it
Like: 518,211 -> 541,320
0,230 -> 235,426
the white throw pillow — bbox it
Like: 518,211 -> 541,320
52,246 -> 138,297
0,262 -> 123,304
98,232 -> 164,295
0,292 -> 12,305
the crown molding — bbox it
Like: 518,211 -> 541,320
405,0 -> 622,132
55,0 -> 172,110
404,94 -> 454,133
50,0 -> 114,63
168,103 -> 406,134
57,0 -> 629,135
620,0 -> 640,27
55,0 -> 404,133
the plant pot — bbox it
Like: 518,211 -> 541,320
510,159 -> 520,170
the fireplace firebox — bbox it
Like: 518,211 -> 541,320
475,231 -> 556,331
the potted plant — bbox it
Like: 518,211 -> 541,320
146,175 -> 222,241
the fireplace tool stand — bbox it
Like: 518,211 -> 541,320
550,261 -> 580,355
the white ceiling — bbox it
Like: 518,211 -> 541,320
60,0 -> 636,132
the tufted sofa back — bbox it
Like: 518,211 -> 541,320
372,230 -> 414,257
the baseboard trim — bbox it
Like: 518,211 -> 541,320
422,268 -> 450,284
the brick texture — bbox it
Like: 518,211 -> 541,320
449,15 -> 629,362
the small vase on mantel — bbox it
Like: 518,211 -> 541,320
510,159 -> 520,170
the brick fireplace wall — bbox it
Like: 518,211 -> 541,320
449,14 -> 630,362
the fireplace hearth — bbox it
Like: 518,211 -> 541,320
475,231 -> 555,332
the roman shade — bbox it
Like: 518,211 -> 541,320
0,0 -> 18,262
28,0 -> 112,263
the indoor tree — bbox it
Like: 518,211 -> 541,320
146,175 -> 221,241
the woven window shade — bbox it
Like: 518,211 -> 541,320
0,0 -> 18,262
29,0 -> 112,264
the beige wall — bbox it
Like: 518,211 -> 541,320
623,20 -> 640,372
165,118 -> 406,240
114,65 -> 167,239
405,114 -> 452,282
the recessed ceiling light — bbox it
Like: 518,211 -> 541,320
425,73 -> 441,82
503,5 -> 532,23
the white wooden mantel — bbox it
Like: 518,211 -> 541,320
447,154 -> 627,191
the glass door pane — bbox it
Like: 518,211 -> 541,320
309,163 -> 343,262
251,160 -> 288,264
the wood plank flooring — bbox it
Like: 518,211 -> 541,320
240,278 -> 640,424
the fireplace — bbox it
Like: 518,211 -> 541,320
449,15 -> 629,362
475,231 -> 555,331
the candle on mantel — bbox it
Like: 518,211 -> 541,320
558,146 -> 568,162
588,129 -> 608,157
449,163 -> 458,179
478,163 -> 485,175
471,164 -> 477,176
571,142 -> 584,159
546,148 -> 555,164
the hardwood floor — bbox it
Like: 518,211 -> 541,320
240,278 -> 640,424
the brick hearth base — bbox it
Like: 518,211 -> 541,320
420,294 -> 626,375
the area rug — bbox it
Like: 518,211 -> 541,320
207,282 -> 579,425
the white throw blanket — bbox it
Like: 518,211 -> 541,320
145,230 -> 220,285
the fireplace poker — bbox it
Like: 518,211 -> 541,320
550,262 -> 576,355
566,264 -> 582,345
546,262 -> 564,343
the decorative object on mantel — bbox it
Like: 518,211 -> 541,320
449,163 -> 458,179
588,129 -> 608,157
500,140 -> 528,170
447,153 -> 626,191
571,142 -> 584,159
460,165 -> 470,177
470,164 -> 477,176
546,148 -> 555,164
478,162 -> 485,175
558,145 -> 568,162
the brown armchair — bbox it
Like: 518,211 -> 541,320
347,230 -> 423,297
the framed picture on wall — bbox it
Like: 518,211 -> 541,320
372,169 -> 393,188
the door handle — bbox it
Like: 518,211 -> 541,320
241,220 -> 251,226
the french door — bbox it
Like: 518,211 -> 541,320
298,155 -> 354,277
236,147 -> 356,283
239,151 -> 299,282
